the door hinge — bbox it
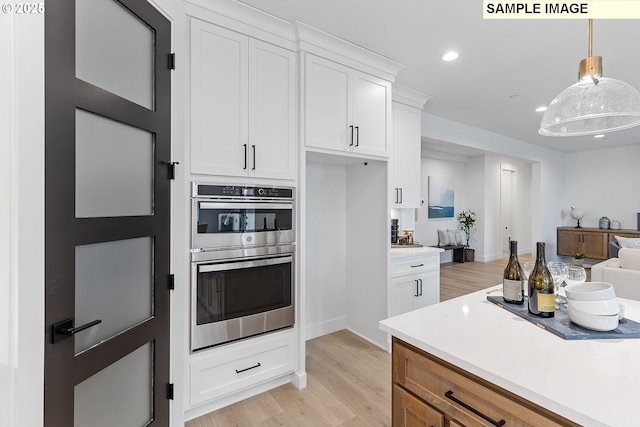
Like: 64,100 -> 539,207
167,383 -> 174,400
168,274 -> 175,290
167,161 -> 179,180
168,53 -> 176,70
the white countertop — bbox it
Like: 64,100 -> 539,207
380,285 -> 640,427
391,246 -> 444,258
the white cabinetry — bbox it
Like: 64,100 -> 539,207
188,330 -> 296,417
190,19 -> 296,179
304,54 -> 391,157
391,88 -> 431,208
390,251 -> 440,318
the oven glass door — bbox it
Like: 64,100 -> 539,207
196,202 -> 293,234
196,255 -> 292,325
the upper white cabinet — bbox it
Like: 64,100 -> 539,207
190,19 -> 296,179
305,54 -> 391,157
391,87 -> 432,208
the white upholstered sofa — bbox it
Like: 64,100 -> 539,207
591,248 -> 640,301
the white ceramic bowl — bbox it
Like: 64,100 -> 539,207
567,307 -> 619,331
566,298 -> 620,316
564,282 -> 617,301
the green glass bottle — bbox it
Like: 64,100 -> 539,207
528,242 -> 554,317
503,240 -> 524,304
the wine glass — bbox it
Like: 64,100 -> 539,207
547,262 -> 568,309
522,261 -> 535,297
565,266 -> 587,287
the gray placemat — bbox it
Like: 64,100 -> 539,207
487,295 -> 640,340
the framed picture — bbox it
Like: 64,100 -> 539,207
428,176 -> 454,218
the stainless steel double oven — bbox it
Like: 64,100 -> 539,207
190,183 -> 295,351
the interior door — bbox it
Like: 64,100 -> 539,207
44,1 -> 172,426
501,168 -> 515,254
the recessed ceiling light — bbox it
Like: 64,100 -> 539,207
593,134 -> 606,138
535,106 -> 547,112
442,51 -> 459,62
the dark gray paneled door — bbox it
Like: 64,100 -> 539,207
44,1 -> 172,425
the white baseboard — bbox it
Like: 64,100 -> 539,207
305,316 -> 346,341
290,371 -> 307,389
345,327 -> 388,352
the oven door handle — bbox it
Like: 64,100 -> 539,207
199,202 -> 293,210
198,255 -> 293,273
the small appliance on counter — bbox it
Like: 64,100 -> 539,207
391,218 -> 399,244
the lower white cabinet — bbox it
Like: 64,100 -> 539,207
390,251 -> 440,318
189,330 -> 296,407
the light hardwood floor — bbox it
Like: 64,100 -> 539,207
186,255 -> 526,427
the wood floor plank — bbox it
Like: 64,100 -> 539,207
186,256 -> 520,427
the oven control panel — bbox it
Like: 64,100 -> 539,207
194,183 -> 293,200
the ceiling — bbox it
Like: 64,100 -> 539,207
237,0 -> 640,154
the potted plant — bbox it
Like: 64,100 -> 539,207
573,252 -> 585,266
457,209 -> 477,262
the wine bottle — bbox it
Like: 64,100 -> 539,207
528,242 -> 554,317
503,240 -> 524,304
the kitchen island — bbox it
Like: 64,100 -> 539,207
380,285 -> 640,426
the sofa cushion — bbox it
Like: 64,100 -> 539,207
615,235 -> 640,249
618,248 -> 640,271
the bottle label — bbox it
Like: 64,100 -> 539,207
537,293 -> 555,312
503,279 -> 523,301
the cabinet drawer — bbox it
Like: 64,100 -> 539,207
392,339 -> 578,427
393,384 -> 443,427
392,255 -> 438,277
190,332 -> 295,406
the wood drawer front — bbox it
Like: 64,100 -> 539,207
190,333 -> 295,405
392,255 -> 438,277
393,340 -> 577,427
393,384 -> 444,427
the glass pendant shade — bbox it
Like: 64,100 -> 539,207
539,77 -> 640,136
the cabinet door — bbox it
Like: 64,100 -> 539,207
392,102 -> 421,208
249,39 -> 296,180
352,70 -> 390,157
415,270 -> 440,310
557,230 -> 580,257
582,232 -> 607,259
305,54 -> 351,152
393,384 -> 444,427
191,20 -> 248,176
390,276 -> 420,317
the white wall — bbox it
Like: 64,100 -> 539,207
2,10 -> 45,427
421,113 -> 564,259
564,144 -> 640,230
305,163 -> 348,339
413,155 -> 468,262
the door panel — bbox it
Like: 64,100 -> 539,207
74,237 -> 154,354
44,1 -> 171,425
75,0 -> 154,109
75,109 -> 154,217
74,342 -> 153,427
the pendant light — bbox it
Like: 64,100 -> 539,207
539,19 -> 640,136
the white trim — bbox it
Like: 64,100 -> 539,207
305,316 -> 347,341
295,21 -> 405,81
392,85 -> 433,109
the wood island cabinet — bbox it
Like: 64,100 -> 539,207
557,227 -> 640,260
392,338 -> 579,427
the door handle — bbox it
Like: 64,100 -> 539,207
419,278 -> 423,296
52,318 -> 102,343
251,145 -> 256,170
395,188 -> 399,204
414,280 -> 420,297
349,125 -> 354,146
243,144 -> 248,170
399,188 -> 403,204
354,126 -> 359,147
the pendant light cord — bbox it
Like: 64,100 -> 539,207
588,19 -> 593,58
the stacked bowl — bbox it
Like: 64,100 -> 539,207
564,282 -> 623,331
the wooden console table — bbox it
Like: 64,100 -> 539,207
557,227 -> 640,260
